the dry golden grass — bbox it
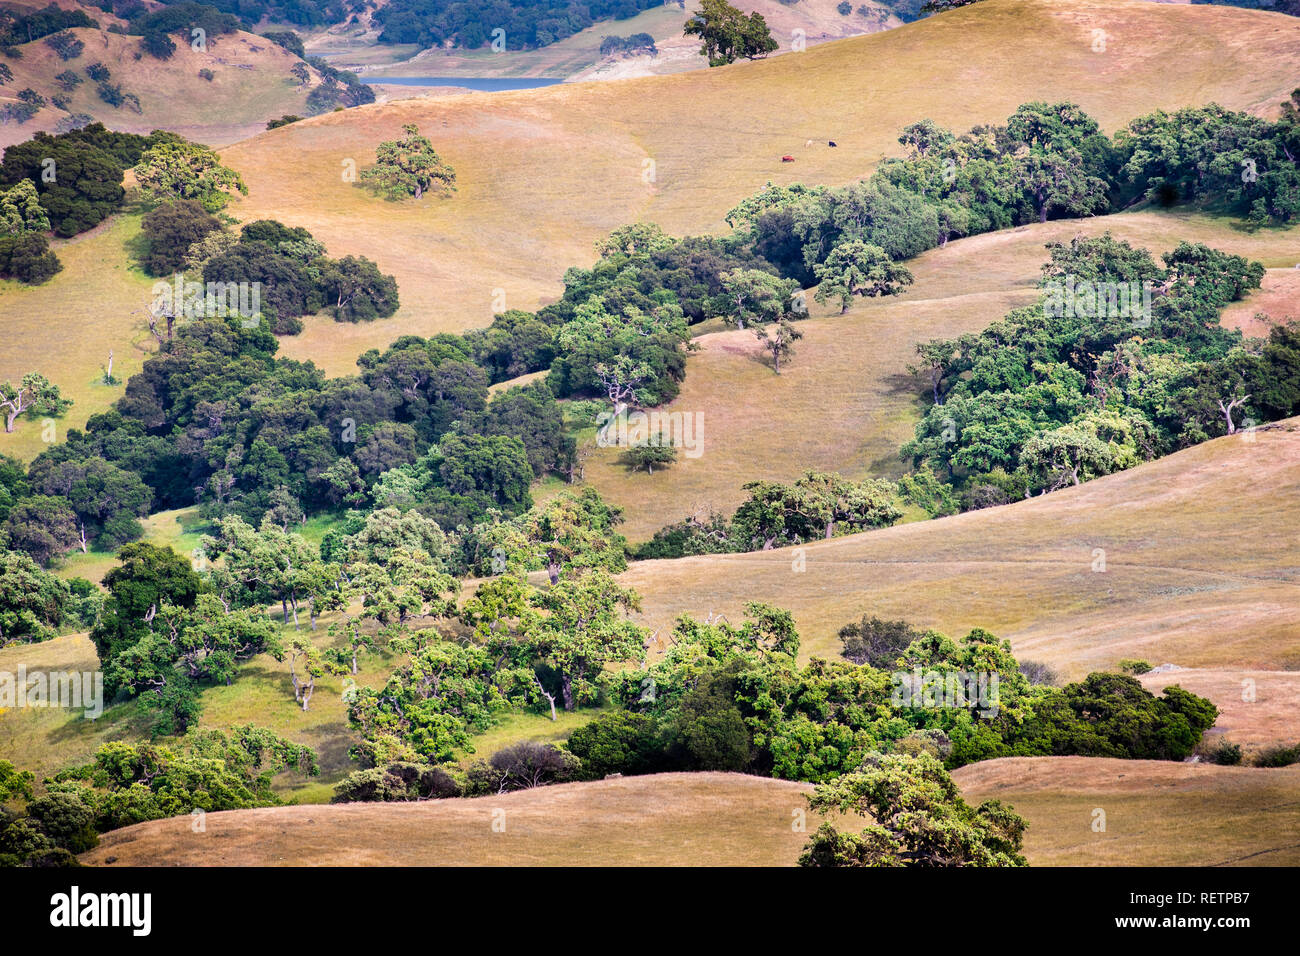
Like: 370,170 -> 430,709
622,419 -> 1300,682
583,210 -> 1300,541
1221,268 -> 1300,337
79,772 -> 816,866
74,760 -> 1300,867
1136,670 -> 1300,754
0,632 -> 150,783
5,0 -> 1297,469
0,27 -> 312,150
214,0 -> 1300,381
953,757 -> 1300,866
0,214 -> 155,463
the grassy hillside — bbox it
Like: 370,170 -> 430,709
621,418 -> 1300,684
0,24 -> 312,149
0,212 -> 155,463
74,761 -> 1300,866
212,0 -> 1300,382
579,210 -> 1300,542
79,772 -> 817,866
952,758 -> 1300,866
4,0 -> 1297,467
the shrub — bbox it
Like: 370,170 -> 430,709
332,762 -> 461,802
0,233 -> 62,285
1018,659 -> 1060,686
664,664 -> 756,772
1253,743 -> 1300,768
566,711 -> 665,777
44,31 -> 84,61
1118,658 -> 1153,675
94,81 -> 124,107
465,742 -> 582,794
140,31 -> 176,60
1020,674 -> 1218,761
1200,739 -> 1242,765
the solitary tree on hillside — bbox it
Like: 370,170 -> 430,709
754,317 -> 802,374
684,0 -> 778,66
360,124 -> 457,200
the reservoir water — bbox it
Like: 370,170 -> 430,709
363,77 -> 565,91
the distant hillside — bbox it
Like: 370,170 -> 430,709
0,3 -> 329,148
313,0 -> 912,80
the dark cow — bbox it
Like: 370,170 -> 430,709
781,155 -> 795,162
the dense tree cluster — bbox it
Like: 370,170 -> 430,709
0,124 -> 190,281
0,725 -> 315,866
899,234 -> 1296,509
0,547 -> 99,646
635,470 -> 902,558
581,606 -> 1219,781
0,276 -> 578,566
599,32 -> 656,57
303,56 -> 375,113
125,1 -> 241,55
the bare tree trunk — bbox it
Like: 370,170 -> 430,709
534,677 -> 557,721
561,674 -> 574,711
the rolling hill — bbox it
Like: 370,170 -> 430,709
4,0 -> 1298,467
217,0 -> 1300,380
79,772 -> 818,866
621,417 -> 1300,686
577,209 -> 1300,542
0,19 -> 313,149
74,761 -> 1300,866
